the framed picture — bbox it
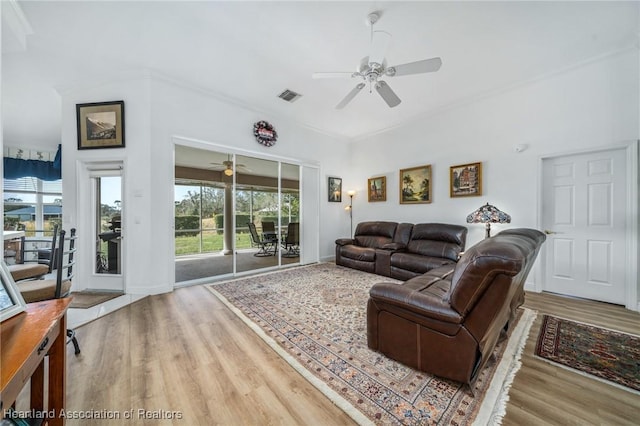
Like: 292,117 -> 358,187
400,164 -> 432,204
368,176 -> 386,202
76,100 -> 125,150
0,260 -> 27,322
450,162 -> 482,197
328,176 -> 342,202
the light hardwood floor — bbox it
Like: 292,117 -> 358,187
59,287 -> 639,425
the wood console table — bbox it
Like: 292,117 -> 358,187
1,298 -> 71,425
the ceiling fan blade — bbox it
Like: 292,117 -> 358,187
312,72 -> 355,79
336,83 -> 365,109
386,57 -> 442,77
375,81 -> 401,108
369,30 -> 391,67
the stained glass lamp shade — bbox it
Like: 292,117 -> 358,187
466,203 -> 511,238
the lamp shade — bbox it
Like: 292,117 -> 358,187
466,203 -> 510,238
466,203 -> 511,224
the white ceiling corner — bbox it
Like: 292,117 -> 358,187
1,0 -> 33,53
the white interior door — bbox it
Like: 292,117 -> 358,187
541,148 -> 627,304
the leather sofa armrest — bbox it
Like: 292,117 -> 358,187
381,242 -> 406,251
369,282 -> 462,324
335,238 -> 355,246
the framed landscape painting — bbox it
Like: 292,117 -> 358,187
400,165 -> 432,204
450,162 -> 482,197
328,176 -> 342,202
76,100 -> 125,150
368,176 -> 386,202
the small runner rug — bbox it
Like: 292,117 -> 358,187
206,263 -> 536,425
69,291 -> 123,309
535,315 -> 640,393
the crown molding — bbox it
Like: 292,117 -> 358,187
1,0 -> 33,53
55,68 -> 350,143
351,45 -> 639,143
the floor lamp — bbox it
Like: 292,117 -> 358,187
345,190 -> 356,238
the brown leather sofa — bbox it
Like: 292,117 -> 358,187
388,223 -> 467,280
367,228 -> 546,386
335,221 -> 466,278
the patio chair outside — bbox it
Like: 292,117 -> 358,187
248,223 -> 276,257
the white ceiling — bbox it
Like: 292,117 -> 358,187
2,1 -> 639,150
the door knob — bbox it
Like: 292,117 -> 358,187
544,229 -> 561,235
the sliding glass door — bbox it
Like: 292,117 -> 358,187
174,145 -> 301,284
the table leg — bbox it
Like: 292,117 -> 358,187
30,359 -> 45,413
48,313 -> 66,425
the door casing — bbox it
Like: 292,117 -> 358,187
536,141 -> 638,311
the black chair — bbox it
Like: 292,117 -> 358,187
17,228 -> 80,355
248,223 -> 276,257
9,224 -> 59,282
282,222 -> 300,258
261,221 -> 278,243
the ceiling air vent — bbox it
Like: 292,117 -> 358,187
278,89 -> 302,103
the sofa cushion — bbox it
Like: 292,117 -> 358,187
369,280 -> 462,326
353,221 -> 397,249
390,252 -> 454,274
339,245 -> 376,262
406,223 -> 467,261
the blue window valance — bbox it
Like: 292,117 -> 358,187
3,144 -> 61,181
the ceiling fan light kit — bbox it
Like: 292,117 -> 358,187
313,10 -> 442,109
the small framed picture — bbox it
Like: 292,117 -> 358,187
328,176 -> 342,202
450,162 -> 482,197
0,260 -> 27,322
76,100 -> 125,150
400,165 -> 432,204
368,176 -> 386,202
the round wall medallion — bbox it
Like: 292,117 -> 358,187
253,120 -> 278,147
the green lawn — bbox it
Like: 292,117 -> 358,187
175,231 -> 252,255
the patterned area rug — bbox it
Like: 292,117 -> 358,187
535,315 -> 640,393
206,263 -> 535,425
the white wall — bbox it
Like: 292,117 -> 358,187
60,76 -> 156,294
148,77 -> 352,266
348,49 -> 639,298
59,73 -> 351,295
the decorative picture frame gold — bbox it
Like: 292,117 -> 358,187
400,165 -> 432,204
368,176 -> 386,202
76,100 -> 125,150
450,162 -> 482,197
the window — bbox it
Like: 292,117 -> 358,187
3,177 -> 62,234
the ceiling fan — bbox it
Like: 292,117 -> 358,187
312,11 -> 442,109
209,155 -> 251,176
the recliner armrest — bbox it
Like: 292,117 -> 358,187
369,282 -> 462,324
335,238 -> 355,246
381,242 -> 406,251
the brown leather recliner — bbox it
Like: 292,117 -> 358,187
388,223 -> 467,280
335,221 -> 409,274
367,228 -> 546,386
